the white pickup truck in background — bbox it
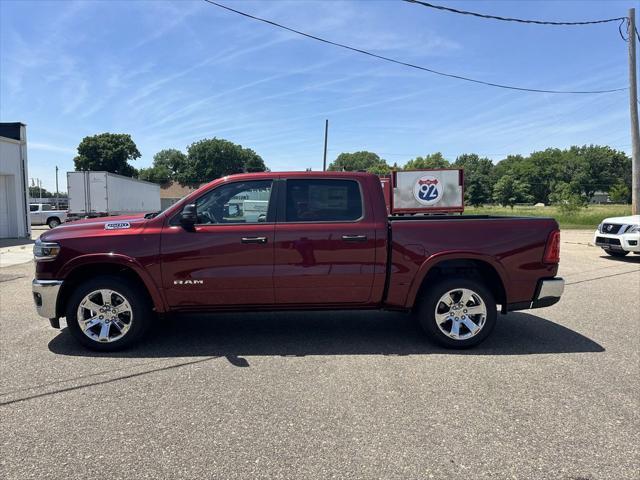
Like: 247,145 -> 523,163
29,204 -> 67,228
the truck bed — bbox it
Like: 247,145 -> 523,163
384,215 -> 559,310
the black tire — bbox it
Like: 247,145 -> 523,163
65,275 -> 152,351
47,217 -> 61,228
415,277 -> 497,349
604,249 -> 629,257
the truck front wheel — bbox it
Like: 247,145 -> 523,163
65,275 -> 152,351
416,277 -> 497,349
47,217 -> 61,228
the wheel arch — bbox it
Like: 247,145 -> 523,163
56,255 -> 166,317
407,254 -> 508,311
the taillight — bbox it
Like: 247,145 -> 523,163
543,229 -> 560,264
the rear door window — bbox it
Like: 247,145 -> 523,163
285,179 -> 363,222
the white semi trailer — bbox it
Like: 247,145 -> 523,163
67,171 -> 160,219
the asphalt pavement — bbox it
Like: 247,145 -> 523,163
1,230 -> 638,479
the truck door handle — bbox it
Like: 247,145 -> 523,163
241,236 -> 268,244
341,234 -> 367,242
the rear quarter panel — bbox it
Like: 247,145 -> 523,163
387,217 -> 559,308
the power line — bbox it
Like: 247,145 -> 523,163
402,0 -> 627,26
202,0 -> 627,95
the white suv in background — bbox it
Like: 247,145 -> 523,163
594,215 -> 640,257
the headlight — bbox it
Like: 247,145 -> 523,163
597,223 -> 603,233
33,239 -> 61,261
627,225 -> 640,233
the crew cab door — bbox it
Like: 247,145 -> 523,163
273,178 -> 377,305
160,179 -> 275,308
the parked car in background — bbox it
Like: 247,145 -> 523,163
594,215 -> 640,257
29,203 -> 67,228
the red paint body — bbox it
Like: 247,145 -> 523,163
36,172 -> 559,316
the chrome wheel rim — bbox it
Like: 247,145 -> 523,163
76,289 -> 133,343
435,288 -> 487,341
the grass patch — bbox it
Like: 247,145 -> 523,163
464,204 -> 632,229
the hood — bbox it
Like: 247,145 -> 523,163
602,215 -> 640,225
40,213 -> 150,241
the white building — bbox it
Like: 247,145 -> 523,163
0,123 -> 30,238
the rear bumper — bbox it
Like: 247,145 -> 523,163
32,279 -> 63,319
507,277 -> 565,311
532,278 -> 565,308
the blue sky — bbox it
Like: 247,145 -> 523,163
0,0 -> 636,192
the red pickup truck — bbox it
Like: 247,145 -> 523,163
32,171 -> 564,351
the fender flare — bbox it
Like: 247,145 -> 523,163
405,251 -> 510,308
60,253 -> 168,313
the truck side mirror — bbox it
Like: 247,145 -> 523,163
180,204 -> 197,230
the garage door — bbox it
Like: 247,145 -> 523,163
0,175 -> 16,238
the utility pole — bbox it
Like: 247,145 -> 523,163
322,119 -> 329,171
629,8 -> 640,215
55,166 -> 59,209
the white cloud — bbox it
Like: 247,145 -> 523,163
130,1 -> 202,49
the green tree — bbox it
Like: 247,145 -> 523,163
492,155 -> 526,183
367,163 -> 392,175
403,152 -> 450,170
453,153 -> 494,206
565,145 -> 631,200
178,138 -> 266,184
492,175 -> 532,209
245,155 -> 269,173
29,186 -> 53,198
74,133 -> 140,176
549,181 -> 586,214
609,182 -> 630,204
138,149 -> 188,184
29,186 -> 67,199
490,146 -> 631,205
519,148 -> 565,204
328,151 -> 388,173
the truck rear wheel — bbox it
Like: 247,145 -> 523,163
47,217 -> 61,228
65,275 -> 152,351
416,277 -> 497,349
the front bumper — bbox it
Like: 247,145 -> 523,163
507,277 -> 565,311
593,231 -> 640,252
32,279 -> 63,319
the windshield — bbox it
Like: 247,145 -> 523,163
144,193 -> 191,219
144,207 -> 170,219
